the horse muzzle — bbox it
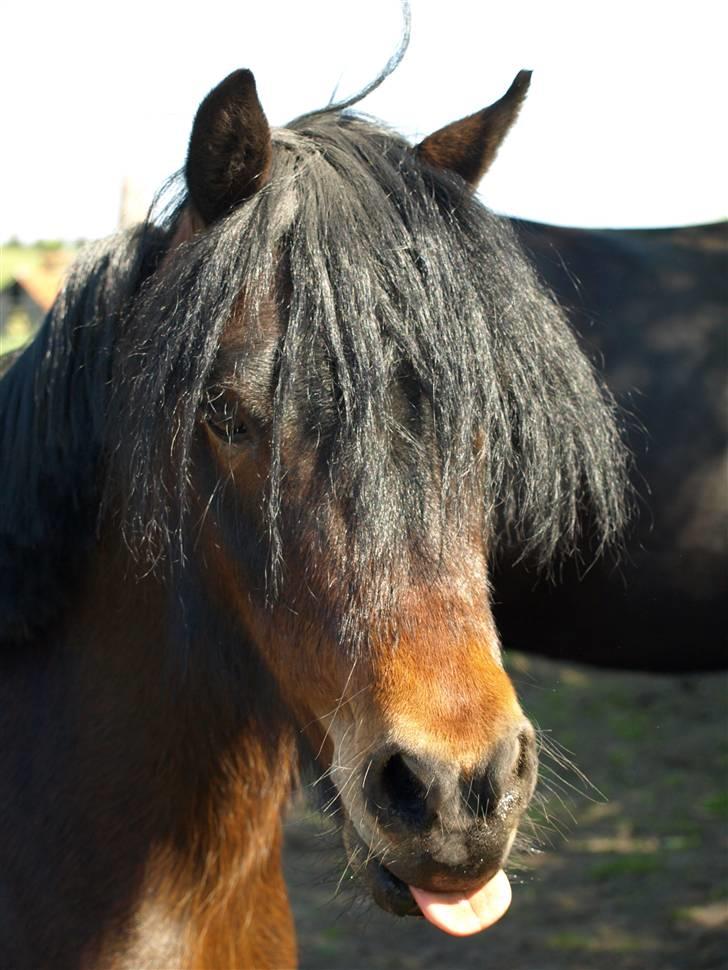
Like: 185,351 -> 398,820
338,722 -> 537,934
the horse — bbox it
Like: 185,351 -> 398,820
492,220 -> 727,673
0,67 -> 629,968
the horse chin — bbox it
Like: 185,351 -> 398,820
342,820 -> 422,918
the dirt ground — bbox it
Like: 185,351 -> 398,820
284,653 -> 728,970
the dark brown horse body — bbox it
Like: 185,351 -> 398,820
0,70 -> 628,968
494,221 -> 727,672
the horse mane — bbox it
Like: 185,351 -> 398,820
0,227 -> 166,643
1,108 -> 629,645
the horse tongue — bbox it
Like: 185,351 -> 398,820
408,869 -> 512,937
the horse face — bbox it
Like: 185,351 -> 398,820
186,293 -> 536,929
177,67 -> 541,930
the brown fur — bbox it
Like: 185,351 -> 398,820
57,530 -> 299,968
185,70 -> 272,225
417,71 -> 532,186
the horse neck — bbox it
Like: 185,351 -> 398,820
58,527 -> 299,965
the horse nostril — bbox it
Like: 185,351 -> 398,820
462,727 -> 537,819
365,751 -> 455,831
379,753 -> 432,825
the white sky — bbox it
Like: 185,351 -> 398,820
1,0 -> 725,242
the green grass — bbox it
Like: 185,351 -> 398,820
589,854 -> 662,879
547,930 -> 653,953
0,242 -> 76,290
0,245 -> 45,290
547,931 -> 593,950
662,833 -> 701,851
610,712 -> 650,741
702,792 -> 728,819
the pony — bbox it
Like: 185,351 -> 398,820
0,67 -> 628,968
493,220 -> 727,672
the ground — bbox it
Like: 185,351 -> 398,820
284,653 -> 728,970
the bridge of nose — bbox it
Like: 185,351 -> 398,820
373,625 -> 524,772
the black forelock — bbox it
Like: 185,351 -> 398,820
113,110 -> 629,592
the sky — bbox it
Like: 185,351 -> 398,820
1,0 -> 725,242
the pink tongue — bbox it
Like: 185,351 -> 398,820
408,869 -> 512,937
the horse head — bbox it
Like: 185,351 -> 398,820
108,68 -> 621,936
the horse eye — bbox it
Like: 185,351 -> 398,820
203,388 -> 248,443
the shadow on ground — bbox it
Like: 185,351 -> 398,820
284,654 -> 728,970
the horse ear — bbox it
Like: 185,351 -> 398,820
416,70 -> 531,188
185,69 -> 272,225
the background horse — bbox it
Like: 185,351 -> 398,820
0,69 -> 627,968
493,221 -> 727,672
